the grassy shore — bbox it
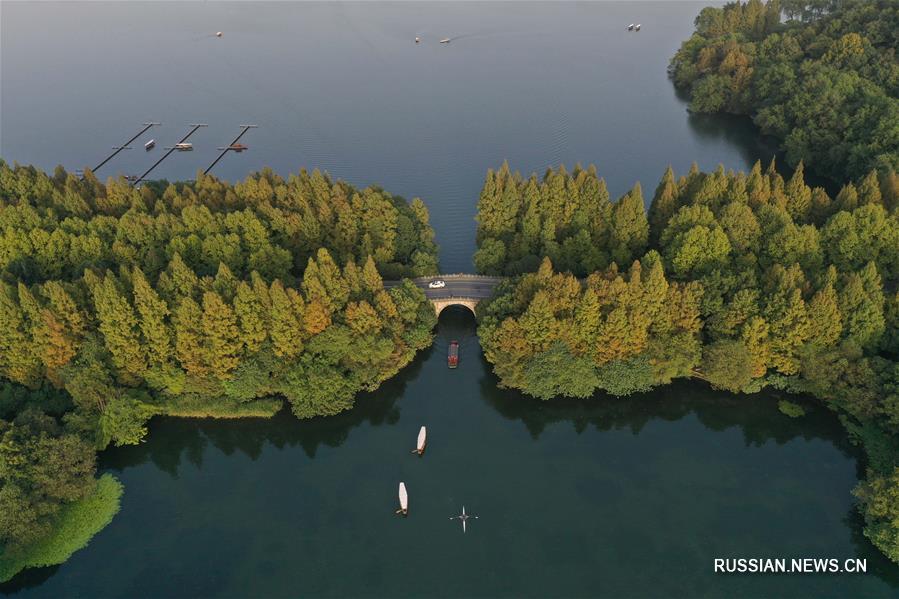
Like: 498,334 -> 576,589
0,475 -> 123,583
158,396 -> 284,419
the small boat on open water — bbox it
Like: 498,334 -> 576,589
413,426 -> 427,455
397,482 -> 408,516
440,38 -> 451,44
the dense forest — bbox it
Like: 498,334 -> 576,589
668,0 -> 899,181
475,161 -> 899,562
474,162 -> 650,276
0,162 -> 439,580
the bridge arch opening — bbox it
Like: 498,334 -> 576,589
432,299 -> 478,318
436,304 -> 478,340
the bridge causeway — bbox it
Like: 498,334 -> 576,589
384,274 -> 503,316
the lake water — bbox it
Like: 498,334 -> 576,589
0,1 -> 777,273
2,2 -> 897,597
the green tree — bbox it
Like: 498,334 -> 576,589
609,184 -> 649,266
648,166 -> 680,242
702,339 -> 754,392
854,468 -> 899,563
839,263 -> 885,350
174,296 -> 206,376
233,281 -> 268,354
268,281 -> 305,359
131,268 -> 172,367
201,291 -> 241,379
90,275 -> 145,384
806,282 -> 842,347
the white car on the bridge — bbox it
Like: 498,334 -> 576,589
428,279 -> 446,289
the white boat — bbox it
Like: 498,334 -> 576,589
627,23 -> 635,31
415,37 -> 420,43
635,24 -> 642,31
439,38 -> 451,44
414,426 -> 427,455
398,482 -> 408,515
174,142 -> 193,151
144,139 -> 155,151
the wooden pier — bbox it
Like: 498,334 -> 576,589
203,125 -> 258,175
91,122 -> 159,174
131,124 -> 207,187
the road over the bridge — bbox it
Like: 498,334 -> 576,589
384,274 -> 504,315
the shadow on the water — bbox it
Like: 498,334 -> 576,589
683,109 -> 838,194
0,565 -> 60,595
479,365 -> 860,462
100,347 -> 430,477
685,111 -> 778,169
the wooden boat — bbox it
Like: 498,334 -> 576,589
175,142 -> 193,151
397,482 -> 408,516
448,340 -> 459,368
412,426 -> 427,455
229,143 -> 248,152
144,139 -> 155,151
439,38 -> 451,44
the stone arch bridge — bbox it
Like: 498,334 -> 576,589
384,275 -> 503,317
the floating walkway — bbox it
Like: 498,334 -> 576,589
203,125 -> 257,175
131,124 -> 207,187
91,122 -> 159,174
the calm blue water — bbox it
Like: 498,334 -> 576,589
0,1 -> 773,273
3,3 -> 896,597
